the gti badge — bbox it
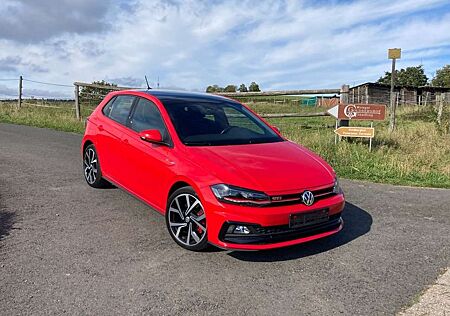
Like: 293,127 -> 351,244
302,190 -> 314,206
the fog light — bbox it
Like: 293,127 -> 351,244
234,225 -> 250,234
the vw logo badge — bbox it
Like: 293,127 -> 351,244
302,190 -> 314,206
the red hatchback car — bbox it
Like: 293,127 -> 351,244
81,90 -> 345,251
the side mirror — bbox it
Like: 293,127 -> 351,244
139,129 -> 163,144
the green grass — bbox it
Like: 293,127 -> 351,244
243,101 -> 321,114
1,100 -> 449,188
0,101 -> 89,134
233,95 -> 311,103
256,106 -> 450,188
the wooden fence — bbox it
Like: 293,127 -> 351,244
72,81 -> 348,121
216,89 -> 341,97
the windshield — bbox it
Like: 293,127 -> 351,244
161,97 -> 283,146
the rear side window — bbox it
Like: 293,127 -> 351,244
106,95 -> 135,125
102,97 -> 116,117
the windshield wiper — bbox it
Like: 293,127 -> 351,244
184,141 -> 213,146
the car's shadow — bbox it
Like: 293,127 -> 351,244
0,195 -> 16,243
227,202 -> 372,262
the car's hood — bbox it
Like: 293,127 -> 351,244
185,141 -> 335,194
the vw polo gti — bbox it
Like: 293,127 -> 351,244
81,90 -> 345,251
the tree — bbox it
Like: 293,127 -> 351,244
377,65 -> 428,86
377,70 -> 398,85
248,81 -> 260,92
432,65 -> 450,87
206,84 -> 224,93
238,84 -> 248,92
224,85 -> 237,92
80,80 -> 117,104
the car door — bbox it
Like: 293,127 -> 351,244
96,95 -> 136,185
121,97 -> 174,211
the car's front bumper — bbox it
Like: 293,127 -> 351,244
199,186 -> 345,251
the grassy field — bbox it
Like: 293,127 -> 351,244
234,95 -> 319,107
0,101 -> 89,134
1,100 -> 449,188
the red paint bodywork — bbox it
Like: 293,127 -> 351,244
82,90 -> 345,250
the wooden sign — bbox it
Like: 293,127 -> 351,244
388,48 -> 401,59
334,127 -> 374,138
327,104 -> 386,121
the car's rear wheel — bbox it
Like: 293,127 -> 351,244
166,187 -> 208,251
83,144 -> 109,188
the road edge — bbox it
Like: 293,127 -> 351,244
398,268 -> 450,315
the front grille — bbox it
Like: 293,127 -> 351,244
254,213 -> 341,235
220,213 -> 342,245
268,185 -> 335,206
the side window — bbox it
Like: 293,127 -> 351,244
107,95 -> 135,125
102,96 -> 116,117
130,98 -> 169,140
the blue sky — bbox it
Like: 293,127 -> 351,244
0,0 -> 449,98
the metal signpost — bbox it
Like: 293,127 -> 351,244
388,48 -> 401,132
327,103 -> 386,151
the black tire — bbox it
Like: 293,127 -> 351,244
83,144 -> 109,188
166,187 -> 209,251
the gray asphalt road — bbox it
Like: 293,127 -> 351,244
0,123 -> 449,315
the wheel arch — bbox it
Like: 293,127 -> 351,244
81,139 -> 94,157
166,178 -> 204,211
82,139 -> 94,153
167,181 -> 191,201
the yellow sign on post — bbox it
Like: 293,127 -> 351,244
388,48 -> 401,59
334,127 -> 375,138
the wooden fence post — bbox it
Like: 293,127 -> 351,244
365,85 -> 369,104
17,75 -> 23,109
339,84 -> 349,127
74,84 -> 80,120
389,57 -> 397,132
437,93 -> 444,127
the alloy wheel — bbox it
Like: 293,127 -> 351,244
168,193 -> 207,247
84,148 -> 98,184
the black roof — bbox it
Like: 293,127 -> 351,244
351,82 -> 450,91
139,89 -> 234,103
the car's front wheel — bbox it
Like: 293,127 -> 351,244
83,144 -> 109,188
166,187 -> 208,251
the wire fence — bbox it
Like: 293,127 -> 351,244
22,78 -> 73,88
0,77 -> 123,114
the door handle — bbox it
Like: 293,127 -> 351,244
164,158 -> 175,166
122,138 -> 129,144
98,125 -> 104,131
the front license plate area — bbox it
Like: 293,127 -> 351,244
289,209 -> 329,228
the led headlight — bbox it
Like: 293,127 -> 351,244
332,178 -> 343,194
211,184 -> 270,206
